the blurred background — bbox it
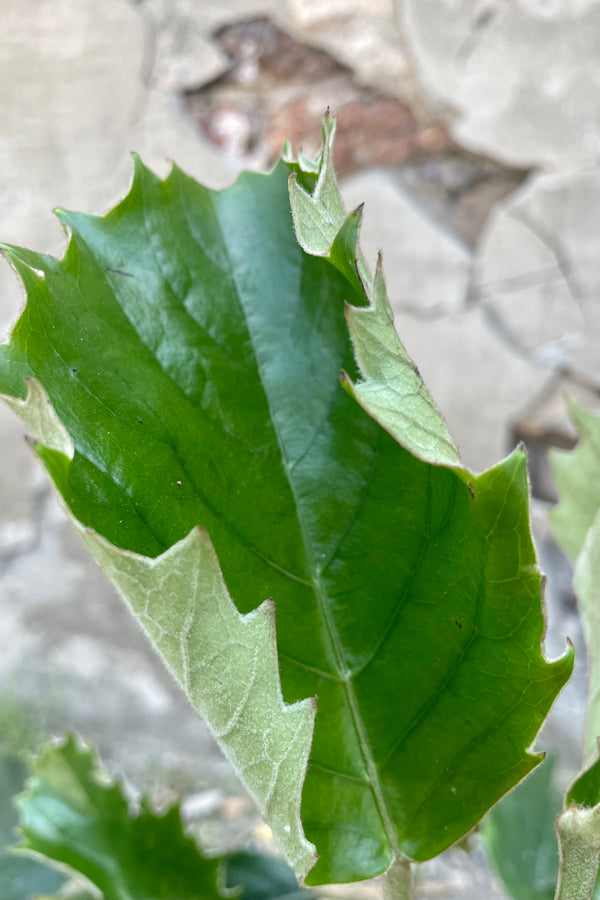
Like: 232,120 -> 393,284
1,1 -> 600,896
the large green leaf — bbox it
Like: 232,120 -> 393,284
0,120 -> 572,885
15,734 -> 226,900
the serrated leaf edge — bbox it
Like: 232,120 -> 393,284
0,130 -> 575,885
287,114 -> 462,471
13,732 -> 232,900
0,378 -> 318,880
13,733 -> 116,900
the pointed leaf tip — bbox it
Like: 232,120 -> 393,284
287,119 -> 461,468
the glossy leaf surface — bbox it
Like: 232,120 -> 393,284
568,755 -> 600,809
0,124 -> 572,884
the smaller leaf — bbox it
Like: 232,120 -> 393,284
550,400 -> 600,563
567,753 -> 600,809
481,755 -> 561,900
571,509 -> 600,764
2,378 -> 73,458
551,404 -> 600,899
555,803 -> 600,900
225,851 -> 314,900
15,733 -> 226,900
0,750 -> 64,900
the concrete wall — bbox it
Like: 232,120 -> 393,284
1,2 -> 598,895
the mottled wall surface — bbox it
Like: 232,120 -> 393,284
1,2 -> 597,896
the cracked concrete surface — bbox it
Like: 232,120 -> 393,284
402,0 -> 600,170
1,0 -> 598,896
476,171 -> 600,382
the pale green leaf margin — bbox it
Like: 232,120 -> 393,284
0,379 -> 317,880
3,378 -> 73,459
285,114 -> 462,471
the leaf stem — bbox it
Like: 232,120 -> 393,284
555,808 -> 600,900
383,857 -> 413,900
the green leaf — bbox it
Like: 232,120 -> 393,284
289,117 -> 461,468
0,120 -> 572,885
225,851 -> 314,899
15,733 -> 226,900
0,751 -> 64,900
568,754 -> 600,809
562,755 -> 600,900
551,405 -> 600,763
573,511 -> 600,765
481,755 -> 561,900
71,524 -> 315,877
550,400 -> 600,563
549,404 -> 600,899
555,756 -> 600,900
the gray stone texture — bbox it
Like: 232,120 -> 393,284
476,170 -> 600,382
285,0 -> 421,108
402,0 -> 600,170
0,0 -> 597,896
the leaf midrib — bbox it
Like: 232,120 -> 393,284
215,194 -> 523,861
203,190 -> 403,864
268,391 -> 402,864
